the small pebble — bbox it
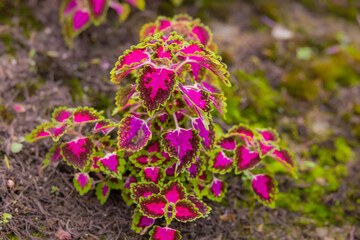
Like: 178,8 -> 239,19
7,179 -> 14,188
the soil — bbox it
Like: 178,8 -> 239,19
1,0 -> 359,239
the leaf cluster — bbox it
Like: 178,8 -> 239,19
26,15 -> 295,240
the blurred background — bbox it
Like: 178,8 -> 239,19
0,0 -> 359,239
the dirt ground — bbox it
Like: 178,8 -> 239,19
1,0 -> 360,239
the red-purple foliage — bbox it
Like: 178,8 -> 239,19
27,15 -> 295,240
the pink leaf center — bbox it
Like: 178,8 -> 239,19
100,154 -> 118,172
73,10 -> 90,31
92,0 -> 105,15
68,138 -> 87,159
77,173 -> 89,189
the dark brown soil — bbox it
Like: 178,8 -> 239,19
1,0 -> 359,239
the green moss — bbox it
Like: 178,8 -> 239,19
264,157 -> 289,175
0,1 -> 42,37
326,173 -> 339,192
312,138 -> 354,167
227,70 -> 283,125
251,0 -> 282,22
311,55 -> 360,91
0,105 -> 15,125
1,34 -> 17,55
300,0 -> 359,23
5,234 -> 18,240
277,192 -> 301,212
303,203 -> 332,223
334,137 -> 353,162
281,69 -> 319,101
66,78 -> 85,103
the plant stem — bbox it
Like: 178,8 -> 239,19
247,170 -> 254,178
173,112 -> 180,129
95,172 -> 105,181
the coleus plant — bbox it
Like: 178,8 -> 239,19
60,0 -> 145,47
27,15 -> 295,240
139,14 -> 218,53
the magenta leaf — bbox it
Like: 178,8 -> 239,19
270,149 -> 295,173
145,140 -> 160,153
150,153 -> 165,165
188,62 -> 206,82
191,25 -> 211,46
137,66 -> 176,116
209,150 -> 233,174
234,145 -> 261,173
140,22 -> 157,41
86,0 -> 109,25
229,125 -> 254,145
60,0 -> 78,20
251,174 -> 277,208
142,166 -> 164,184
149,226 -> 181,240
42,144 -> 62,169
115,84 -> 137,110
73,107 -> 103,124
192,181 -> 208,198
187,195 -> 211,217
61,137 -> 94,170
110,47 -> 150,83
97,152 -> 125,178
216,135 -> 236,151
174,199 -> 201,222
125,0 -> 145,10
93,120 -> 116,134
92,156 -> 101,170
162,128 -> 201,174
72,9 -> 91,33
191,56 -> 230,86
201,81 -> 221,94
129,151 -> 165,168
117,115 -> 152,151
153,113 -> 171,129
109,1 -> 130,22
157,18 -> 171,31
165,162 -> 177,177
130,182 -> 160,203
124,175 -> 137,189
198,171 -> 212,183
180,84 -> 212,113
131,210 -> 155,234
52,107 -> 73,123
73,172 -> 93,195
192,118 -> 215,151
209,93 -> 227,116
96,181 -> 111,205
258,129 -> 278,142
180,43 -> 209,55
154,45 -> 172,60
129,152 -> 151,167
165,203 -> 175,225
187,157 -> 204,179
257,140 -> 275,156
208,178 -> 227,202
46,123 -> 68,141
139,194 -> 167,218
179,44 -> 230,86
25,123 -> 51,142
161,181 -> 186,204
